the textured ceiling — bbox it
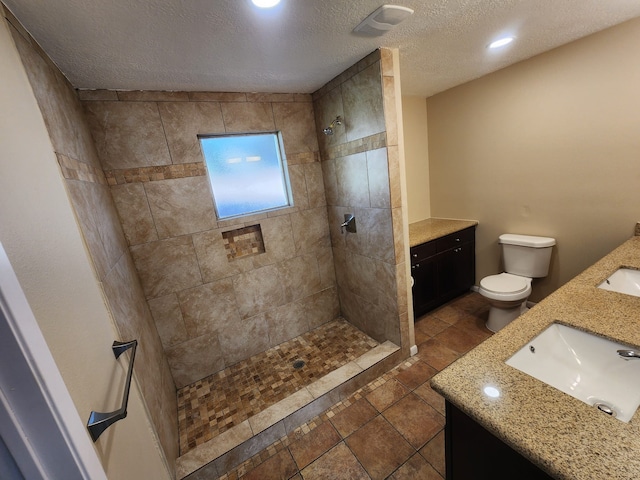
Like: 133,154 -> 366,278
4,0 -> 640,97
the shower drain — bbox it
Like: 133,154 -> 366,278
292,360 -> 305,369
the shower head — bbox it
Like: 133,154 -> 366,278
323,116 -> 343,135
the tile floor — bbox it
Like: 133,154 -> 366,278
213,291 -> 492,480
178,319 -> 380,454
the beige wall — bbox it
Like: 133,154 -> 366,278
81,90 -> 340,388
0,8 -> 171,479
401,96 -> 431,223
426,18 -> 640,302
314,49 -> 410,351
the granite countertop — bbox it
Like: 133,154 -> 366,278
431,236 -> 640,480
409,218 -> 478,247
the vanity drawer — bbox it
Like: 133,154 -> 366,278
410,241 -> 437,263
436,227 -> 475,252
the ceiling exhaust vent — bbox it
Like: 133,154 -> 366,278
353,5 -> 414,36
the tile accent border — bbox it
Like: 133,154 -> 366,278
78,89 -> 313,104
57,153 -> 107,185
322,132 -> 387,162
103,162 -> 207,185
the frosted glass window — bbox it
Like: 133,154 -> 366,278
200,132 -> 292,220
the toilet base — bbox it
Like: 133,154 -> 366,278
486,302 -> 527,332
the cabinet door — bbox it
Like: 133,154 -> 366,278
438,243 -> 474,300
411,257 -> 438,317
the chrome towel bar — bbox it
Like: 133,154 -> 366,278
86,339 -> 137,442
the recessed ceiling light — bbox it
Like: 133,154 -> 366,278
252,0 -> 280,8
488,36 -> 515,49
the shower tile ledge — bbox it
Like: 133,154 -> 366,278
175,340 -> 400,479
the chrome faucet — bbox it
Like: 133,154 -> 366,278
617,349 -> 640,359
340,214 -> 356,234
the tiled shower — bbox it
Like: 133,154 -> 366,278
7,6 -> 410,473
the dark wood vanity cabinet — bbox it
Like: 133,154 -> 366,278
411,226 -> 475,318
445,401 -> 554,480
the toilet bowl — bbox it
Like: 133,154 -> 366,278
480,273 -> 532,332
479,233 -> 556,332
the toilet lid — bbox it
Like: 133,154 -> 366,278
480,274 -> 529,294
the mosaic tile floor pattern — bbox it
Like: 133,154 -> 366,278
177,318 -> 379,454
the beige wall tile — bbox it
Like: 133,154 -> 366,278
144,176 -> 217,238
221,102 -> 275,132
188,91 -> 247,102
111,183 -> 158,245
316,246 -> 337,288
65,180 -> 128,281
278,254 -> 322,304
251,215 -> 296,268
218,312 -> 271,366
233,264 -> 285,319
265,302 -> 309,346
366,148 -> 391,209
382,76 -> 398,146
335,153 -> 370,207
290,207 -> 331,254
166,333 -> 225,388
304,162 -> 326,208
193,228 -> 254,283
273,101 -> 319,154
320,159 -> 338,206
178,279 -> 240,337
361,207 -> 395,264
148,294 -> 189,349
77,89 -> 118,101
288,164 -> 310,211
131,236 -> 203,298
376,261 -> 398,315
302,287 -> 340,329
342,63 -> 385,142
313,86 -> 346,155
386,146 -> 402,209
83,101 -> 171,170
157,101 -> 225,164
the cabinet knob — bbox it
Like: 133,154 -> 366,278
412,253 -> 418,258
455,238 -> 461,242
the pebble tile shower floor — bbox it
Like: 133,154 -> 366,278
177,318 -> 379,454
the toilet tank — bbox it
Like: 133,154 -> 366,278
499,234 -> 556,278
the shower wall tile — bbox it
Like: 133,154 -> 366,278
382,76 -> 399,146
252,215 -> 296,268
220,102 -> 275,132
313,48 -> 410,353
264,302 -> 309,347
144,176 -> 217,238
304,162 -> 327,208
83,101 -> 171,170
342,63 -> 385,143
302,287 -> 341,329
131,236 -> 203,299
65,179 -> 128,281
366,148 -> 391,209
193,229 -> 254,282
288,164 -> 310,211
158,101 -> 225,164
148,294 -> 189,349
177,279 -> 240,337
320,159 -> 338,206
290,207 -> 331,255
273,101 -> 319,154
335,153 -> 370,207
233,265 -> 285,319
278,254 -> 322,304
316,246 -> 337,289
110,183 -> 158,246
218,312 -> 270,366
166,333 -> 225,388
82,89 -> 335,382
386,145 -> 402,208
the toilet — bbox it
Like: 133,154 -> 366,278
480,234 -> 556,332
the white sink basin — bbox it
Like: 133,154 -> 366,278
506,323 -> 640,422
598,268 -> 640,297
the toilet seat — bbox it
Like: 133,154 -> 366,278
479,273 -> 531,301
